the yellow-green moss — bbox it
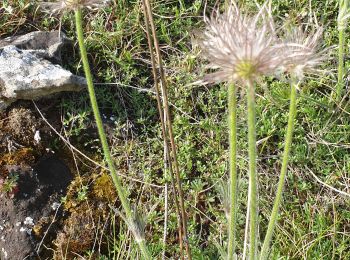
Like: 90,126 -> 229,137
0,148 -> 35,176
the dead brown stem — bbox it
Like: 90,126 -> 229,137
142,0 -> 192,259
140,0 -> 186,258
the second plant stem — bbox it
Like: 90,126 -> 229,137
74,9 -> 151,259
228,83 -> 238,259
336,0 -> 348,101
260,81 -> 298,260
247,80 -> 258,260
337,26 -> 346,100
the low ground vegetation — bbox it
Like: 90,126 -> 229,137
0,0 -> 349,259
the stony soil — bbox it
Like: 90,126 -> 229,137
0,101 -> 117,259
0,155 -> 72,259
0,102 -> 72,259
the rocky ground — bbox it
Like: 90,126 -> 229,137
0,101 -> 119,259
0,102 -> 69,259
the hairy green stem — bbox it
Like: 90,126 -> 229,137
74,9 -> 151,259
336,0 -> 348,101
228,83 -> 238,259
260,81 -> 298,260
247,80 -> 258,260
337,28 -> 345,99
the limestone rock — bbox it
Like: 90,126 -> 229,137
0,31 -> 86,110
0,31 -> 69,61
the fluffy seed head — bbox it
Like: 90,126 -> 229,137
281,26 -> 328,80
338,0 -> 350,29
197,2 -> 287,85
40,0 -> 109,13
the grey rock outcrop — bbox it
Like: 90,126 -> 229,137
0,31 -> 86,110
0,31 -> 69,61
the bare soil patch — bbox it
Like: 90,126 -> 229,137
0,102 -> 72,259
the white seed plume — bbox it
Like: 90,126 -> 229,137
338,0 -> 350,30
281,26 -> 329,80
40,0 -> 110,13
197,2 -> 287,85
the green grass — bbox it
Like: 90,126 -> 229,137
1,0 -> 350,258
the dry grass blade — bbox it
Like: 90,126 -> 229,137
143,0 -> 192,259
307,167 -> 350,198
140,0 -> 185,257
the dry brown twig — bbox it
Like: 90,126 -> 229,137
140,0 -> 184,257
141,0 -> 192,259
141,2 -> 186,256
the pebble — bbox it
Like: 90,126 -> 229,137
1,247 -> 8,259
24,217 -> 34,226
34,130 -> 41,144
51,202 -> 60,211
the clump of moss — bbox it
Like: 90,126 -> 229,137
5,108 -> 44,148
0,148 -> 36,197
53,171 -> 118,257
92,171 -> 117,203
33,217 -> 51,237
0,148 -> 35,176
54,203 -> 96,259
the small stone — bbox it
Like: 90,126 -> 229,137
51,202 -> 60,211
24,217 -> 34,226
19,227 -> 26,232
34,130 -> 41,144
1,247 -> 8,259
